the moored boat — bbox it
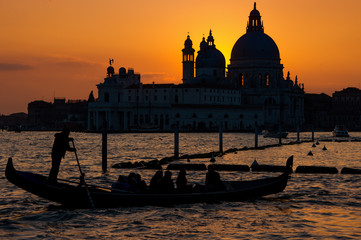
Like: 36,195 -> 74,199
5,156 -> 293,208
262,130 -> 288,138
332,125 -> 349,137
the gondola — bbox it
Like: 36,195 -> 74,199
5,156 -> 293,208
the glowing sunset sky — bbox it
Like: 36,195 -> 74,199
1,0 -> 361,114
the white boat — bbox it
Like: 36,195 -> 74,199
332,125 -> 349,137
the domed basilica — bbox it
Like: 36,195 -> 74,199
88,3 -> 304,132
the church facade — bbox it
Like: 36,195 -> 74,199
88,3 -> 304,132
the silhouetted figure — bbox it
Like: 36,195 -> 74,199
49,127 -> 76,182
159,170 -> 174,193
205,165 -> 226,192
127,172 -> 138,192
112,175 -> 132,192
135,173 -> 147,193
176,169 -> 187,192
150,170 -> 163,192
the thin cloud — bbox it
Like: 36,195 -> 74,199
42,55 -> 101,69
0,63 -> 34,71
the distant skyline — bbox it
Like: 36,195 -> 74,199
1,0 -> 361,114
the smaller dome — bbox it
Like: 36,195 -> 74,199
119,67 -> 126,75
200,37 -> 207,51
184,35 -> 192,46
107,66 -> 114,75
196,48 -> 225,68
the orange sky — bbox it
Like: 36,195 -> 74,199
1,0 -> 361,114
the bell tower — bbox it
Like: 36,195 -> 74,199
182,34 -> 195,84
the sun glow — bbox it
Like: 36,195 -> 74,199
1,0 -> 361,114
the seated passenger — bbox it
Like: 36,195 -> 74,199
159,170 -> 174,193
205,165 -> 226,192
135,173 -> 147,193
127,172 -> 138,192
176,169 -> 187,193
150,170 -> 163,192
112,175 -> 132,192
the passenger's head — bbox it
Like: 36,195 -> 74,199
179,169 -> 186,176
128,172 -> 136,179
155,170 -> 163,178
208,164 -> 215,171
117,175 -> 127,182
164,170 -> 172,178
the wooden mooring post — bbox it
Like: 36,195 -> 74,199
312,125 -> 315,142
174,127 -> 179,159
219,123 -> 223,153
102,121 -> 107,173
297,124 -> 300,142
255,126 -> 258,148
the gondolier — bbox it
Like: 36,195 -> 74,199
49,127 -> 76,182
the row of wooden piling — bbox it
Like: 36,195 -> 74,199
102,124 -> 361,174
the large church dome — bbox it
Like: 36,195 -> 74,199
231,31 -> 279,60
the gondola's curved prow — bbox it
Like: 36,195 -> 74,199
286,155 -> 293,173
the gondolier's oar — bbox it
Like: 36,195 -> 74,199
71,140 -> 95,209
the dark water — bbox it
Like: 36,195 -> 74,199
1,131 -> 361,239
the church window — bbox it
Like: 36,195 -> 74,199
104,92 -> 109,102
190,55 -> 193,61
165,115 -> 169,125
118,93 -> 121,102
175,95 -> 178,103
154,115 -> 158,125
266,73 -> 270,86
154,95 -> 157,101
224,114 -> 228,119
176,113 -> 180,118
128,96 -> 131,101
208,114 -> 213,118
213,70 -> 217,76
239,74 -> 244,87
192,113 -> 197,118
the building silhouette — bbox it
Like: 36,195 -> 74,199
28,98 -> 88,131
88,3 -> 304,132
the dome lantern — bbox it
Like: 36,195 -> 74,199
247,2 -> 264,33
207,30 -> 215,47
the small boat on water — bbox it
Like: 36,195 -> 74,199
262,130 -> 288,139
332,125 -> 349,137
5,156 -> 293,208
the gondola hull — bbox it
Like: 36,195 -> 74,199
5,157 -> 293,208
